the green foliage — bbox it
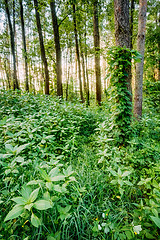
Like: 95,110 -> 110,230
0,90 -> 160,239
106,46 -> 141,144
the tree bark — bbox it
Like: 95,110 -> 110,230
33,0 -> 49,94
19,0 -> 29,91
93,0 -> 101,105
130,0 -> 135,50
114,0 -> 132,99
73,3 -> 84,103
50,0 -> 63,97
114,0 -> 130,48
134,0 -> 147,120
4,0 -> 19,90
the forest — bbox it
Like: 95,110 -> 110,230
0,0 -> 160,239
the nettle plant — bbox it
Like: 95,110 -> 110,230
106,47 -> 141,144
4,160 -> 75,229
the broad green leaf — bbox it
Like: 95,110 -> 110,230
31,213 -> 41,228
4,205 -> 24,221
122,171 -> 132,177
50,175 -> 65,182
150,216 -> 160,228
21,186 -> 32,200
125,231 -> 133,239
110,180 -> 117,185
63,166 -> 74,176
5,144 -> 14,153
39,169 -> 51,181
28,188 -> 39,203
145,232 -> 156,239
16,143 -> 30,155
14,156 -> 24,163
110,169 -> 117,176
12,197 -> 26,205
124,180 -> 133,186
34,200 -> 53,210
27,180 -> 43,185
49,167 -> 59,177
46,182 -> 53,190
24,203 -> 34,211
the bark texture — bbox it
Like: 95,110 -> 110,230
34,0 -> 49,94
50,0 -> 63,97
93,0 -> 101,105
134,0 -> 147,120
114,0 -> 132,100
4,0 -> 19,90
73,3 -> 84,103
130,0 -> 135,49
19,0 -> 29,91
114,0 -> 130,48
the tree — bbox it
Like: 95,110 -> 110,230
72,2 -> 84,103
134,0 -> 147,120
33,0 -> 50,94
50,0 -> 63,97
4,0 -> 19,90
114,0 -> 132,99
19,0 -> 29,91
93,0 -> 101,105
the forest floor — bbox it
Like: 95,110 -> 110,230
0,90 -> 160,240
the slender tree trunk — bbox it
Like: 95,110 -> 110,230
73,3 -> 84,103
19,0 -> 29,91
130,0 -> 135,50
50,0 -> 63,97
134,0 -> 147,120
4,0 -> 19,90
79,36 -> 87,98
33,0 -> 49,94
93,0 -> 101,105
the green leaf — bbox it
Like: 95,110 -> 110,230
5,144 -> 14,153
24,203 -> 34,211
16,143 -> 30,155
34,200 -> 53,210
124,180 -> 133,186
4,205 -> 24,221
28,188 -> 39,203
50,175 -> 65,182
31,213 -> 41,228
39,169 -> 51,181
12,197 -> 26,205
27,180 -> 43,185
49,167 -> 59,177
121,171 -> 132,177
150,216 -> 160,228
14,156 -> 25,163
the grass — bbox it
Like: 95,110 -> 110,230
0,89 -> 160,239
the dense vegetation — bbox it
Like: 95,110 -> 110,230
0,86 -> 160,240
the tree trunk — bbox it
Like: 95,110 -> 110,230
19,0 -> 29,91
114,0 -> 132,99
50,0 -> 63,97
114,0 -> 130,48
134,0 -> 147,120
4,0 -> 19,90
73,3 -> 84,103
33,0 -> 49,94
130,0 -> 135,50
79,36 -> 87,99
93,0 -> 101,105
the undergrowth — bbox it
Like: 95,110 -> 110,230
0,90 -> 160,240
